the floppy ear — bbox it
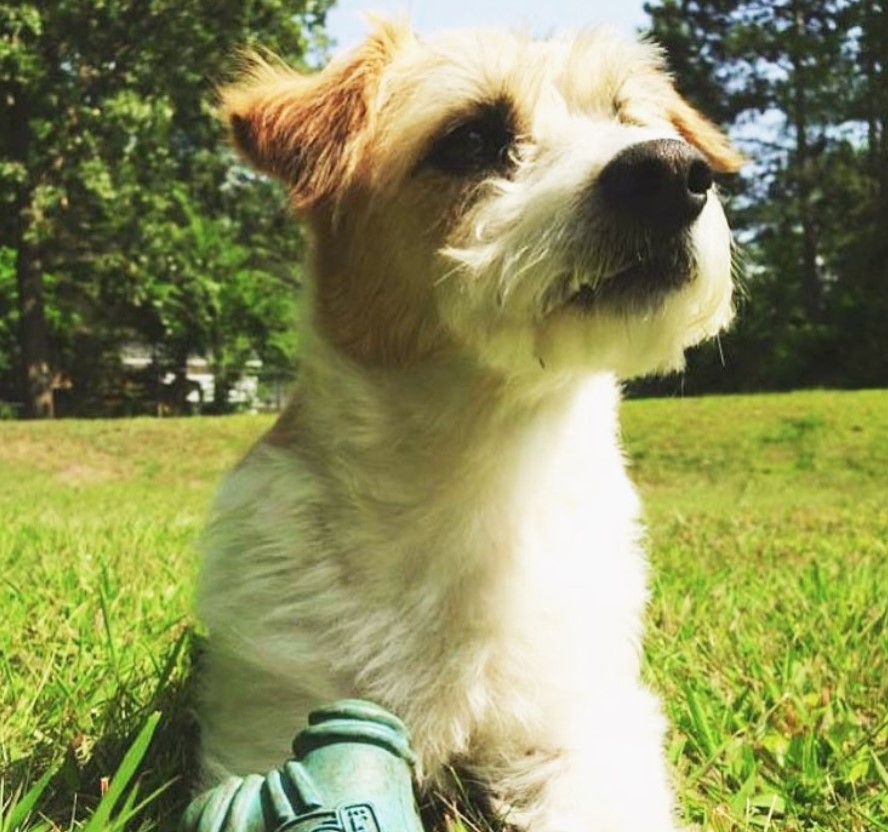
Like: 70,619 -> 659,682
669,96 -> 745,174
220,20 -> 411,210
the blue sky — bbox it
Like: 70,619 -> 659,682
326,0 -> 651,50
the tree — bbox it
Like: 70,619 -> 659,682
642,0 -> 888,393
1,6 -> 52,416
0,0 -> 330,417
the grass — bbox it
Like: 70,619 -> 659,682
626,392 -> 888,831
1,390 -> 886,831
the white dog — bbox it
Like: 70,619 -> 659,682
197,19 -> 741,832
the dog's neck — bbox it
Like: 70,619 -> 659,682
240,333 -> 643,677
286,336 -> 625,521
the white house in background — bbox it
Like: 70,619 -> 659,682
120,344 -> 263,411
169,355 -> 262,408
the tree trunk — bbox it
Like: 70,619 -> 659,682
791,0 -> 822,322
15,229 -> 54,418
9,85 -> 54,418
873,0 -> 888,213
862,0 -> 880,184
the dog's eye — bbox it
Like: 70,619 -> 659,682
424,104 -> 515,176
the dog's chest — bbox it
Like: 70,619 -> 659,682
326,414 -> 646,690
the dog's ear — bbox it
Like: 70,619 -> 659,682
220,20 -> 411,209
668,96 -> 745,174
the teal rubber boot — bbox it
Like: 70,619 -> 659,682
182,700 -> 425,832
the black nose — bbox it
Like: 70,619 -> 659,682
598,139 -> 713,234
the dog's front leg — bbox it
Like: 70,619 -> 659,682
463,687 -> 680,832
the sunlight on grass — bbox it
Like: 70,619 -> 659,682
1,393 -> 886,831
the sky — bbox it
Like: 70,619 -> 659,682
325,0 -> 651,50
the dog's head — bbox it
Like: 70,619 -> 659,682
222,20 -> 742,378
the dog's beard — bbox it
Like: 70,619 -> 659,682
438,210 -> 732,380
437,157 -> 733,379
441,189 -> 706,328
550,231 -> 697,317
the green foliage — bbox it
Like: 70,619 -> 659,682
0,0 -> 328,415
643,0 -> 888,394
1,391 -> 886,830
4,1 -> 886,410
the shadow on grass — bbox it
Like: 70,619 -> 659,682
420,764 -> 515,832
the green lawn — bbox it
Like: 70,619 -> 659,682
1,390 -> 886,831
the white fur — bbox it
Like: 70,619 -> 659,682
197,23 -> 736,832
199,354 -> 677,830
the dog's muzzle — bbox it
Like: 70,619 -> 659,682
564,139 -> 714,312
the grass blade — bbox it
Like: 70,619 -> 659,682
81,711 -> 161,832
0,768 -> 54,832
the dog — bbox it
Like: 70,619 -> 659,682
196,18 -> 742,832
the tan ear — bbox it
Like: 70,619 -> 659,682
220,20 -> 412,209
669,97 -> 745,174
